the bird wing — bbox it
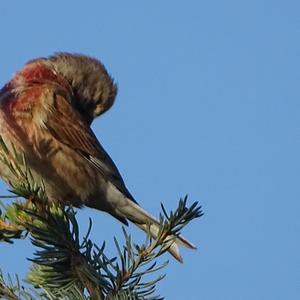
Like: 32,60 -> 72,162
45,91 -> 135,201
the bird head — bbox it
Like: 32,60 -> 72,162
10,53 -> 117,124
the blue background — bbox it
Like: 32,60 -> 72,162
0,1 -> 299,299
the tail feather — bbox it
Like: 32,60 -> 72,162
116,197 -> 196,262
134,222 -> 183,262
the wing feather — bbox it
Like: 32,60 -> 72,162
45,92 -> 135,201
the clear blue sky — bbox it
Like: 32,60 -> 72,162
0,1 -> 299,299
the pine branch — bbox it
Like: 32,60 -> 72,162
0,270 -> 42,300
0,203 -> 26,243
0,136 -> 203,300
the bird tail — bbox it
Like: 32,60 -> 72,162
117,198 -> 196,262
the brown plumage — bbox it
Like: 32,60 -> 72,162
0,53 -> 195,261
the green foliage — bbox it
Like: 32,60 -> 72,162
0,138 -> 203,300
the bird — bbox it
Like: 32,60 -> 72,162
0,53 -> 195,261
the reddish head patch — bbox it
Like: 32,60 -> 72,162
13,62 -> 72,93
